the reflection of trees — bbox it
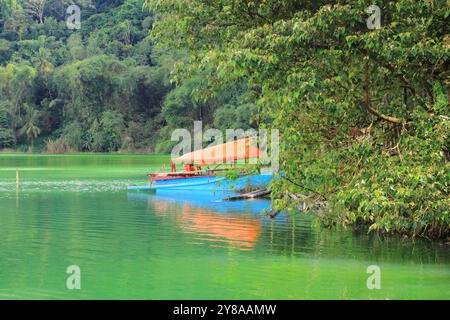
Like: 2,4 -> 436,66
259,212 -> 449,264
147,195 -> 448,263
148,199 -> 261,251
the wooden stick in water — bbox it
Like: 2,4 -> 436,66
223,189 -> 271,201
16,167 -> 19,187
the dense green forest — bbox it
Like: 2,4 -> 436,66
0,0 -> 252,152
145,0 -> 449,239
0,0 -> 448,239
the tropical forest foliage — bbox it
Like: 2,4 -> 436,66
0,0 -> 253,152
145,0 -> 449,239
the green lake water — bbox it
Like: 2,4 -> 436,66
0,154 -> 449,299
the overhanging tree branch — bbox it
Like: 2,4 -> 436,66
364,56 -> 404,124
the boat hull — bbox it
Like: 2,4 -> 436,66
127,173 -> 272,191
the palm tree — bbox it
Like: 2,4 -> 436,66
24,0 -> 46,24
19,103 -> 40,150
37,45 -> 53,76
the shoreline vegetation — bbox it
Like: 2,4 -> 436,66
0,1 -> 448,240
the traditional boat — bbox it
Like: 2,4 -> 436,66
127,137 -> 272,192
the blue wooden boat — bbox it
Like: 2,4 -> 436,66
128,138 -> 273,192
127,171 -> 272,191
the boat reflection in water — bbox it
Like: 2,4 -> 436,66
127,191 -> 273,251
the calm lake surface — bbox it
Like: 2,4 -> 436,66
0,154 -> 449,299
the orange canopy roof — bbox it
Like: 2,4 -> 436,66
174,137 -> 261,165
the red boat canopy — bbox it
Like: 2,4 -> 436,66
174,137 -> 261,165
